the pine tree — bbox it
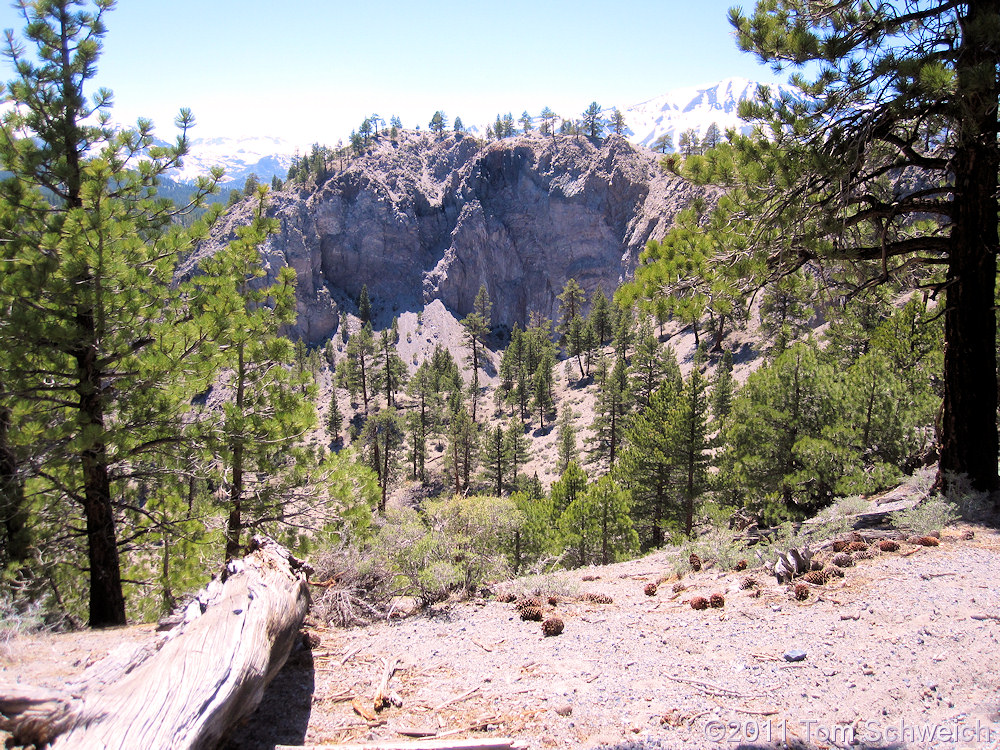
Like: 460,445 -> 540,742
609,108 -> 626,135
379,325 -> 408,407
589,286 -> 613,345
617,379 -> 683,548
674,364 -> 711,535
198,187 -> 319,561
361,407 -> 405,512
651,133 -> 674,154
729,0 -> 1000,495
520,110 -> 533,133
557,278 -> 587,340
481,424 -> 507,497
539,107 -> 558,139
446,406 -> 478,493
701,122 -> 722,151
591,356 -> 631,467
581,102 -> 605,139
550,462 -> 588,520
710,349 -> 735,429
532,352 -> 556,430
462,284 -> 492,422
428,111 -> 447,136
556,408 -> 578,476
358,284 -> 372,324
342,324 -> 379,412
0,0 -> 222,625
327,384 -> 344,442
503,420 -> 529,492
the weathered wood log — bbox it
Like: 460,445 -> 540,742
1,535 -> 311,750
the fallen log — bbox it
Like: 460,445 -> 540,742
1,535 -> 311,750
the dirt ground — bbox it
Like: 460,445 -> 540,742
5,523 -> 999,750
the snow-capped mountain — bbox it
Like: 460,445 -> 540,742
169,135 -> 298,187
621,76 -> 804,149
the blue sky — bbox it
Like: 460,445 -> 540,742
0,0 -> 785,148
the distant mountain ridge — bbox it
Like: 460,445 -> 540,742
167,78 -> 802,187
621,76 -> 804,148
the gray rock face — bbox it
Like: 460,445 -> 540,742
199,131 -> 706,343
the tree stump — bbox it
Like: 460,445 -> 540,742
0,536 -> 311,749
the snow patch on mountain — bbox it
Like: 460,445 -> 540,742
621,76 -> 804,149
170,135 -> 298,187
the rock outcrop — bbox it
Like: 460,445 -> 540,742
197,131 -> 707,342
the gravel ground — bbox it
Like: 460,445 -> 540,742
221,523 -> 1000,749
5,524 -> 998,750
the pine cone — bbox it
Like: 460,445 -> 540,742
515,597 -> 542,612
497,591 -> 517,603
913,535 -> 940,547
748,588 -> 763,598
644,582 -> 658,597
832,540 -> 850,553
581,574 -> 601,581
547,596 -> 559,606
803,569 -> 829,585
794,583 -> 810,601
846,541 -> 869,553
962,530 -> 975,540
582,592 -> 613,604
739,576 -> 759,590
520,605 -> 544,621
672,582 -> 687,594
690,596 -> 709,610
824,565 -> 845,578
735,559 -> 748,571
831,552 -> 854,568
542,616 -> 564,636
709,593 -> 725,608
878,539 -> 900,552
689,553 -> 702,572
853,548 -> 877,560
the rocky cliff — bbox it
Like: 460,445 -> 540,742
198,131 -> 707,342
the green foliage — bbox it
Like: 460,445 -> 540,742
890,497 -> 959,536
581,102 -> 605,139
558,475 -> 637,567
371,496 -> 519,604
0,0 -> 224,626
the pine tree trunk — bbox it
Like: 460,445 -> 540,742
938,0 -> 1000,497
76,341 -> 126,628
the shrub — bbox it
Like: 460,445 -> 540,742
890,496 -> 959,536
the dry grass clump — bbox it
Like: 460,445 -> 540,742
690,596 -> 709,610
794,584 -> 810,601
542,616 -> 564,637
709,593 -> 725,608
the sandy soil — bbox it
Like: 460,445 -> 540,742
6,524 -> 998,750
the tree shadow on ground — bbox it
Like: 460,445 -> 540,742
221,643 -> 314,750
